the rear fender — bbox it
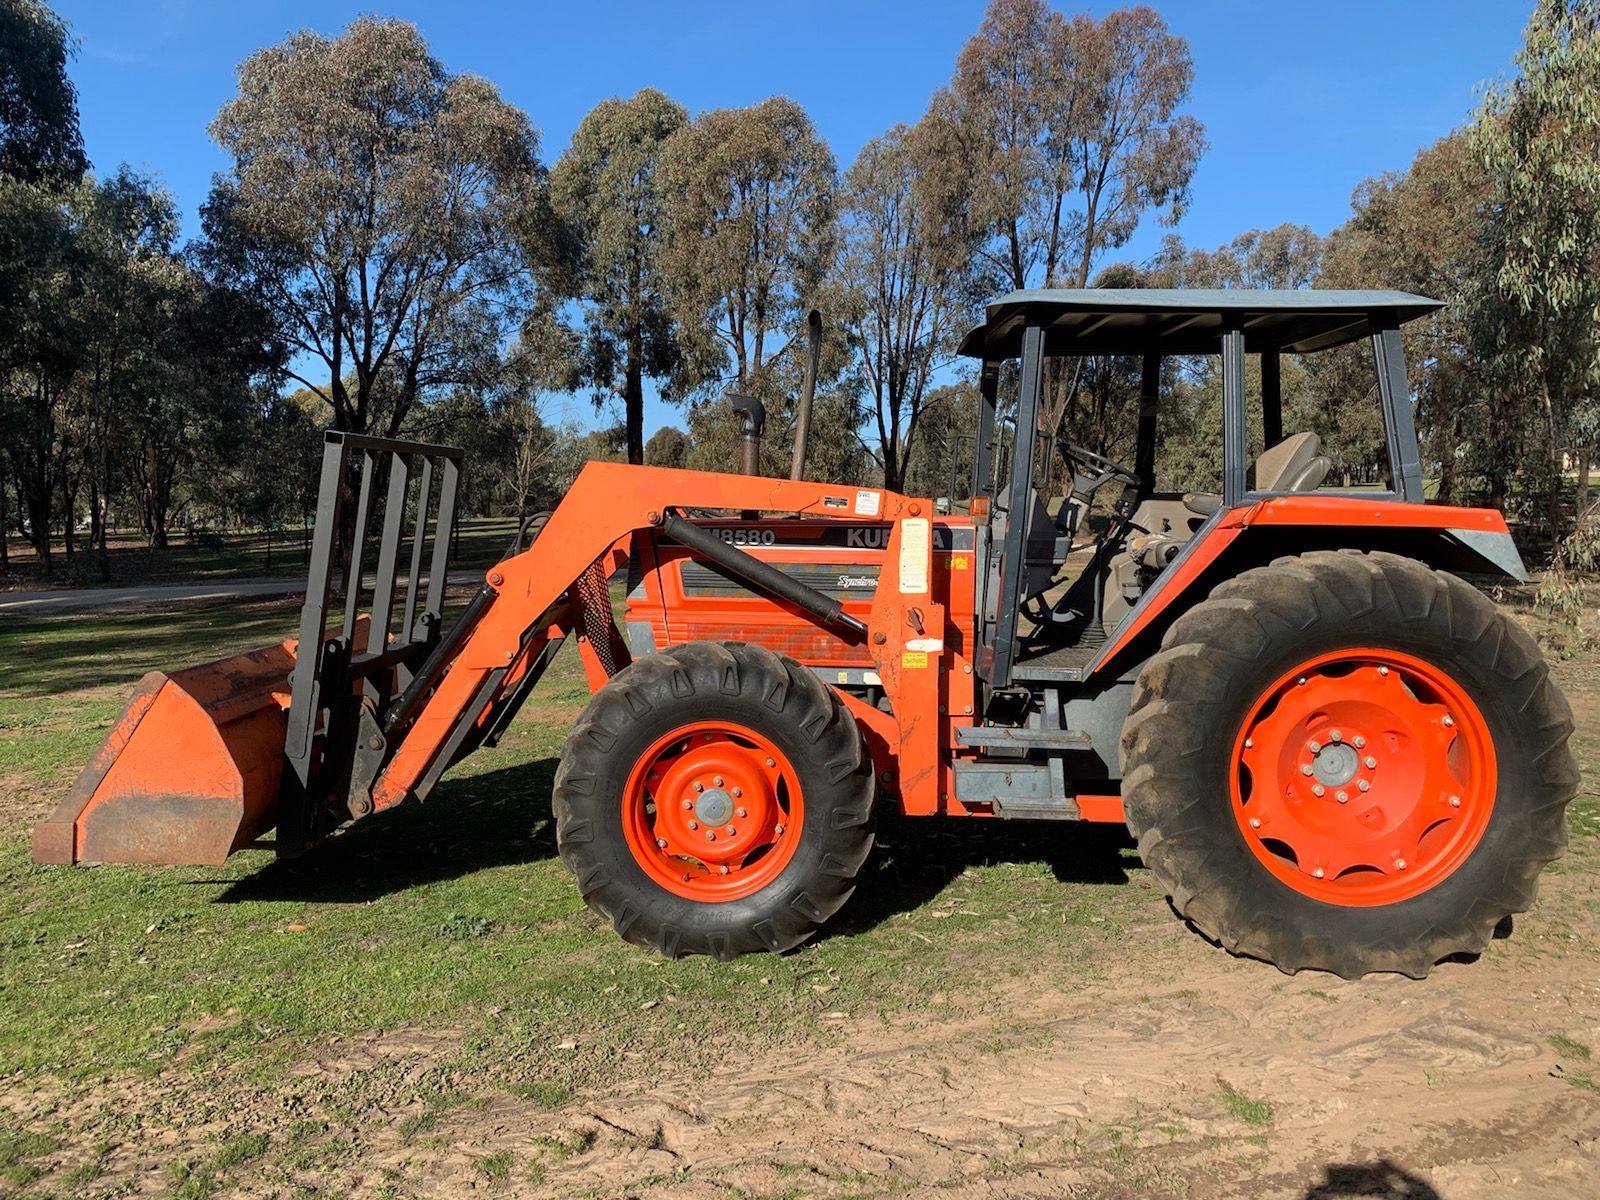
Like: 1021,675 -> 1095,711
1085,496 -> 1524,682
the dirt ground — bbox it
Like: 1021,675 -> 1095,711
2,596 -> 1597,1200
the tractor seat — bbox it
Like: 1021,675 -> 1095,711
1183,432 -> 1332,516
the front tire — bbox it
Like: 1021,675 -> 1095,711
1120,551 -> 1576,979
554,641 -> 875,959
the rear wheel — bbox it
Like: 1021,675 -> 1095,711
1121,550 -> 1576,978
554,641 -> 875,959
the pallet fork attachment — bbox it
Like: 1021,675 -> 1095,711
32,436 -> 939,867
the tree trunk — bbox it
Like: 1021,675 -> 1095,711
624,337 -> 645,466
1577,446 -> 1593,517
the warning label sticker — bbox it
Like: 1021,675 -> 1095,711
854,489 -> 881,516
898,517 -> 930,593
901,650 -> 929,670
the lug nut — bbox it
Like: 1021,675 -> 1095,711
1364,756 -> 1378,769
714,776 -> 724,786
1309,740 -> 1322,753
720,864 -> 730,874
1358,780 -> 1370,793
693,781 -> 704,792
1313,868 -> 1325,879
706,830 -> 716,841
1378,666 -> 1390,676
1442,715 -> 1454,728
1395,858 -> 1408,870
1313,784 -> 1326,797
656,838 -> 668,848
1330,730 -> 1342,743
765,757 -> 775,767
725,825 -> 736,835
687,820 -> 698,830
736,807 -> 747,818
1335,790 -> 1348,803
682,799 -> 693,810
1298,677 -> 1308,686
731,787 -> 742,798
1449,795 -> 1461,808
1301,764 -> 1314,776
1249,817 -> 1261,829
774,823 -> 785,834
1353,736 -> 1366,749
1244,738 -> 1253,749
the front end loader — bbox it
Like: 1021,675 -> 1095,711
34,289 -> 1580,980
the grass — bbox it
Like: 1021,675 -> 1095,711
0,593 -> 1151,1192
1215,1079 -> 1274,1127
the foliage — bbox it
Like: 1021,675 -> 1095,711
550,89 -> 688,464
0,0 -> 84,185
201,16 -> 564,440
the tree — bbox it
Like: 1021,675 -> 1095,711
201,17 -> 564,441
0,0 -> 85,186
834,123 -> 976,491
644,425 -> 689,469
658,96 -> 837,397
926,0 -> 1204,434
551,89 -> 688,464
1470,0 -> 1600,535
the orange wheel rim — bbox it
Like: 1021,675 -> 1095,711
621,721 -> 804,902
1230,648 -> 1496,907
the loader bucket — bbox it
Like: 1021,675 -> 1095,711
31,640 -> 294,866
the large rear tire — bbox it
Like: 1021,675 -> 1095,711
554,641 -> 875,959
1120,550 -> 1576,979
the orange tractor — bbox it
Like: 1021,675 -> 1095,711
34,290 -> 1577,978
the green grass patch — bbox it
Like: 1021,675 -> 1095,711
1216,1079 -> 1274,1127
1550,1033 -> 1592,1061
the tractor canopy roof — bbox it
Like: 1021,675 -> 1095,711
956,288 -> 1443,360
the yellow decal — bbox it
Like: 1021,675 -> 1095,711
901,650 -> 929,670
898,517 -> 930,593
952,554 -> 969,570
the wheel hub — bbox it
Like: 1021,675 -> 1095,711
622,722 -> 802,902
694,788 -> 735,827
1231,649 -> 1495,906
1309,741 -> 1360,788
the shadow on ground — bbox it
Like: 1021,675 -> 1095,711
215,766 -> 1142,939
1303,1159 -> 1441,1198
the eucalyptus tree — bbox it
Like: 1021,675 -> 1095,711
551,89 -> 688,464
201,16 -> 565,440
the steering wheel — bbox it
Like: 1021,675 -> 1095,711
1060,442 -> 1140,498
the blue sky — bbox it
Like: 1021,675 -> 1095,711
56,0 -> 1531,435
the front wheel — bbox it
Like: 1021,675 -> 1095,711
554,641 -> 875,959
1120,551 -> 1576,979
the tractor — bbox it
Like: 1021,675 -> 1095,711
34,289 -> 1578,979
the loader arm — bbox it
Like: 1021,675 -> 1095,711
368,463 -> 938,817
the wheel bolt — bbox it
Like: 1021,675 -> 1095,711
1313,784 -> 1326,797
682,799 -> 693,810
736,807 -> 747,818
693,781 -> 704,792
1449,795 -> 1461,808
1309,740 -> 1322,753
765,757 -> 775,767
687,820 -> 698,830
774,823 -> 785,834
656,838 -> 668,848
706,830 -> 716,841
720,864 -> 730,874
725,825 -> 736,835
1379,666 -> 1390,676
1353,736 -> 1366,749
1301,764 -> 1314,776
1358,780 -> 1370,793
1335,790 -> 1348,804
1249,817 -> 1261,829
1442,715 -> 1454,728
1395,858 -> 1408,870
1364,756 -> 1378,769
1330,729 -> 1342,743
1298,677 -> 1308,686
1244,738 -> 1253,749
1313,868 -> 1325,879
731,787 -> 742,798
714,776 -> 724,786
